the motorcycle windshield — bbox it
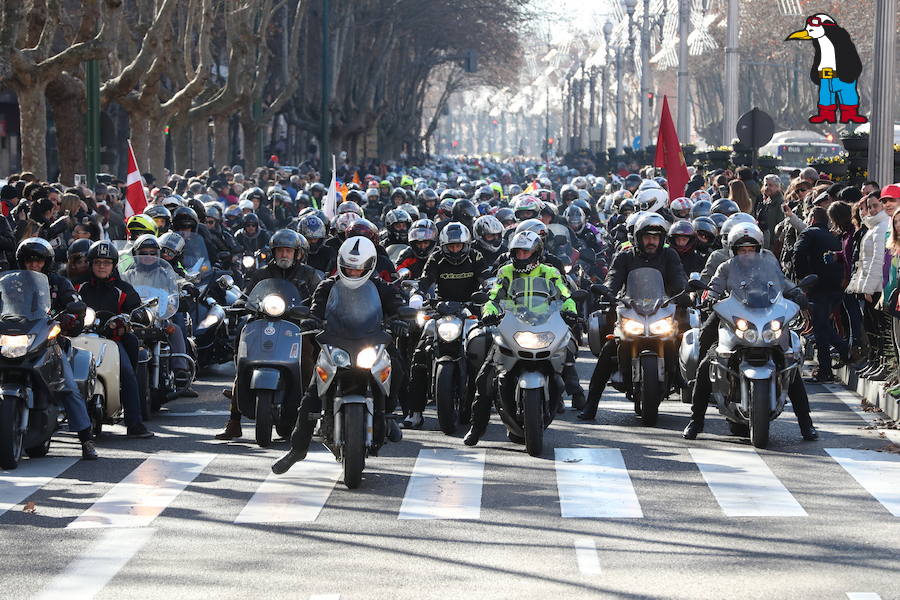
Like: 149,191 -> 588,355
246,278 -> 305,312
500,277 -> 556,326
625,268 -> 665,315
121,257 -> 180,319
546,223 -> 573,255
112,240 -> 134,272
727,253 -> 784,308
322,279 -> 384,343
0,271 -> 50,321
181,232 -> 211,277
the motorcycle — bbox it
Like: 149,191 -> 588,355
386,243 -> 410,267
121,256 -> 195,412
181,235 -> 234,369
70,307 -> 123,438
418,298 -> 479,434
306,279 -> 416,488
680,254 -> 812,448
0,271 -> 73,469
477,278 -> 585,456
232,277 -> 311,447
590,268 -> 690,426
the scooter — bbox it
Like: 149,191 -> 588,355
70,307 -> 122,438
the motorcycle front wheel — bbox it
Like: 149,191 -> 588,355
255,391 -> 274,447
639,355 -> 660,427
522,388 -> 544,457
434,363 -> 458,435
0,398 -> 25,470
749,380 -> 771,449
342,403 -> 366,489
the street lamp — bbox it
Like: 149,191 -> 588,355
600,20 -> 614,156
623,0 -> 637,68
639,0 -> 651,151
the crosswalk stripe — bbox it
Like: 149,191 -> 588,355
399,449 -> 485,520
573,537 -> 602,576
67,453 -> 216,529
554,448 -> 643,518
34,528 -> 156,600
235,452 -> 342,524
0,457 -> 78,518
689,448 -> 807,517
846,594 -> 883,600
827,449 -> 900,516
308,595 -> 341,600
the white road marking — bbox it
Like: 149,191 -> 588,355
827,449 -> 900,516
67,452 -> 216,529
554,448 -> 643,518
34,528 -> 156,600
846,594 -> 883,600
573,537 -> 602,576
689,448 -> 807,517
235,452 -> 342,524
309,595 -> 341,600
0,457 -> 78,517
823,384 -> 900,444
158,409 -> 232,417
399,449 -> 485,520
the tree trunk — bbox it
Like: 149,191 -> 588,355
241,116 -> 259,171
128,111 -> 150,172
148,114 -> 166,184
16,83 -> 49,179
171,119 -> 192,175
213,114 -> 229,168
46,75 -> 86,185
190,120 -> 208,170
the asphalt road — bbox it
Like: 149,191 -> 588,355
1,356 -> 899,600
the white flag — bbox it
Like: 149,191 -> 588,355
322,154 -> 338,221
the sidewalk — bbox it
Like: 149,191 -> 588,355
836,365 -> 900,421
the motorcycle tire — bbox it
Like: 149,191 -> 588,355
639,355 -> 660,427
276,393 -> 297,440
681,385 -> 693,405
255,391 -> 274,448
434,363 -> 458,435
25,438 -> 51,459
749,381 -> 770,449
0,398 -> 25,470
150,388 -> 167,413
137,363 -> 150,422
342,403 -> 366,489
523,388 -> 544,457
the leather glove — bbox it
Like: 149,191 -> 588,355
562,312 -> 580,327
391,319 -> 410,338
299,318 -> 319,331
482,312 -> 502,327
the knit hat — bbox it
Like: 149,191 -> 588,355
0,184 -> 18,201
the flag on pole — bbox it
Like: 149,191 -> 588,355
124,140 -> 148,218
322,154 -> 338,221
524,180 -> 539,194
653,95 -> 690,201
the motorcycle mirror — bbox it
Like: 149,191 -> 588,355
797,274 -> 818,289
396,306 -> 418,320
146,297 -> 159,308
217,274 -> 235,289
687,278 -> 708,292
571,289 -> 590,303
470,291 -> 489,305
590,283 -> 612,297
396,267 -> 411,281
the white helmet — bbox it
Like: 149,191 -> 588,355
337,236 -> 377,289
635,188 -> 668,213
727,223 -> 764,256
238,199 -> 254,212
637,179 -> 661,192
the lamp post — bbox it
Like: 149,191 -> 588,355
868,0 -> 896,187
723,0 -> 739,145
615,46 -> 624,156
676,0 -> 690,141
623,0 -> 637,68
639,0 -> 650,150
600,20 -> 613,156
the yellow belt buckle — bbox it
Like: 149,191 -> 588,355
820,68 -> 834,79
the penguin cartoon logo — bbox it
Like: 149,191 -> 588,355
785,14 -> 867,125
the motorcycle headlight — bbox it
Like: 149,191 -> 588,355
242,256 -> 255,269
357,346 -> 378,369
514,331 -> 555,349
261,294 -> 286,317
622,318 -> 644,336
437,317 -> 462,341
743,329 -> 759,343
0,335 -> 33,358
199,310 -> 222,329
769,319 -> 782,332
416,311 -> 427,327
761,329 -> 780,343
649,317 -> 674,336
735,318 -> 749,331
83,307 -> 96,327
330,348 -> 351,368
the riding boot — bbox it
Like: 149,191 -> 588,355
272,412 -> 315,474
808,104 -> 837,124
838,104 -> 868,124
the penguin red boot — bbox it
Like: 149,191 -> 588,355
808,104 -> 837,123
839,105 -> 868,123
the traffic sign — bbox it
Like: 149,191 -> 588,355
736,107 -> 775,149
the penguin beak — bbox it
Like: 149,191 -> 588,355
785,29 -> 812,40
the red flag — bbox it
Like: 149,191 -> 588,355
524,180 -> 538,194
124,140 -> 148,218
653,95 -> 689,201
352,171 -> 361,185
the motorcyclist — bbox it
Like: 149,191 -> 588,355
699,213 -> 757,284
395,218 -> 438,278
297,214 -> 334,274
215,229 -> 323,441
125,213 -> 158,241
203,203 -> 242,259
473,214 -> 506,265
62,238 -> 92,285
437,199 -> 478,235
418,188 -> 439,220
463,230 -> 580,446
564,205 -> 604,255
668,220 -> 707,275
235,213 -> 271,255
145,205 -> 172,234
159,231 -> 187,276
682,223 -> 818,441
578,212 -> 688,421
692,216 -> 719,253
15,238 -> 98,459
271,236 -> 406,474
670,197 -> 693,221
403,222 -> 488,428
382,208 -> 412,247
77,240 -> 154,439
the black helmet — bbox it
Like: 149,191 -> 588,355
418,187 -> 438,205
710,198 -> 739,217
451,199 -> 478,231
495,207 -> 516,227
145,205 -> 172,232
692,216 -> 719,241
67,238 -> 92,261
131,234 -> 161,256
560,184 -> 578,204
16,237 -> 53,273
87,240 -> 118,264
474,186 -> 494,204
438,222 -> 472,265
308,182 -> 326,198
172,206 -> 199,232
187,197 -> 207,222
298,215 -> 327,254
624,173 -> 642,192
270,229 -> 302,268
390,187 -> 407,204
690,199 -> 712,219
709,212 -> 728,229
